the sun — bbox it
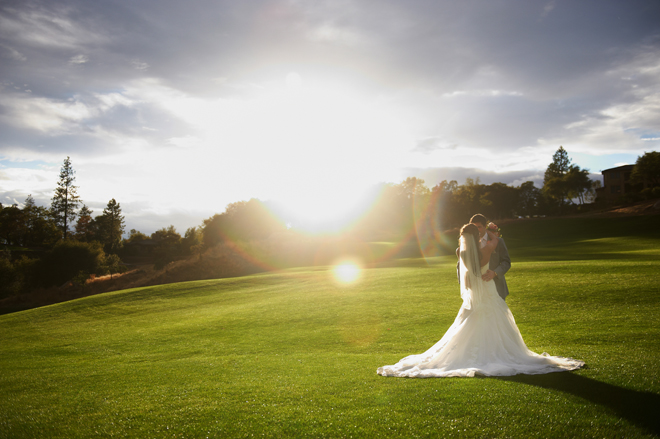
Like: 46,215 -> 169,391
275,186 -> 372,232
333,261 -> 361,283
242,73 -> 403,232
176,70 -> 409,228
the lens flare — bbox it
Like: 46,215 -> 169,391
334,262 -> 360,283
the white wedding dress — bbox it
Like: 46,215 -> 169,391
377,235 -> 584,378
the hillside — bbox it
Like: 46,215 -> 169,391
1,214 -> 659,437
2,201 -> 659,315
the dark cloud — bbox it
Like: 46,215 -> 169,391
3,0 -> 659,97
369,0 -> 660,93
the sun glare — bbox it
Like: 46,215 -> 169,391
334,262 -> 361,283
276,187 -> 371,232
170,71 -> 409,225
249,73 -> 400,232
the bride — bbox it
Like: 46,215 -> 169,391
377,223 -> 584,378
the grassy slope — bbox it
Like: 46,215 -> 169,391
1,216 -> 659,438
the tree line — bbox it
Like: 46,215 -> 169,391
2,148 -> 658,300
1,157 -> 128,297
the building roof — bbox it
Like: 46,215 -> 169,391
601,164 -> 634,173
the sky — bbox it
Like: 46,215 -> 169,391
1,0 -> 659,234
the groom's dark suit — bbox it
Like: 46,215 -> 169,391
488,236 -> 511,300
457,235 -> 511,301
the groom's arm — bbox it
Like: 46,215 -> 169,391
493,238 -> 511,278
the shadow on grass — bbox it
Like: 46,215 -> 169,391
495,372 -> 660,436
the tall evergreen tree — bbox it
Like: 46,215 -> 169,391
544,146 -> 571,180
96,198 -> 125,253
23,195 -> 37,241
51,157 -> 81,240
542,146 -> 572,211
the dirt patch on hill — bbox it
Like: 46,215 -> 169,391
606,199 -> 660,215
581,199 -> 660,217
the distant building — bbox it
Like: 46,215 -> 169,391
596,164 -> 635,202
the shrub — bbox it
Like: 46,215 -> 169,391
102,253 -> 127,278
35,241 -> 106,288
0,256 -> 17,299
640,187 -> 660,200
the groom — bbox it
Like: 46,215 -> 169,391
457,214 -> 512,301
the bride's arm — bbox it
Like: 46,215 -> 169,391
479,231 -> 499,267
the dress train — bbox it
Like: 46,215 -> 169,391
377,265 -> 584,378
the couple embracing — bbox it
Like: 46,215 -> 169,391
458,214 -> 510,301
378,214 -> 583,378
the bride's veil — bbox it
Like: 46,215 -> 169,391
458,233 -> 483,310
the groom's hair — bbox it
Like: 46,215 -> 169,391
470,214 -> 487,226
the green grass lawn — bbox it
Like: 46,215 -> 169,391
1,216 -> 659,438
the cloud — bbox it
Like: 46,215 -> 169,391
0,78 -> 197,162
535,42 -> 660,154
0,3 -> 90,50
541,1 -> 557,18
0,165 -> 56,208
69,54 -> 88,64
0,93 -> 96,133
0,43 -> 26,61
131,59 -> 149,70
120,207 -> 213,236
166,135 -> 201,149
412,137 -> 458,154
442,90 -> 524,98
401,167 -> 547,189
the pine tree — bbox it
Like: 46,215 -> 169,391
542,146 -> 572,211
23,194 -> 60,247
23,194 -> 37,236
544,146 -> 571,182
51,157 -> 81,240
543,146 -> 596,210
75,204 -> 97,242
97,198 -> 125,253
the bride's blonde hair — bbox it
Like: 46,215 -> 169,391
460,223 -> 479,240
